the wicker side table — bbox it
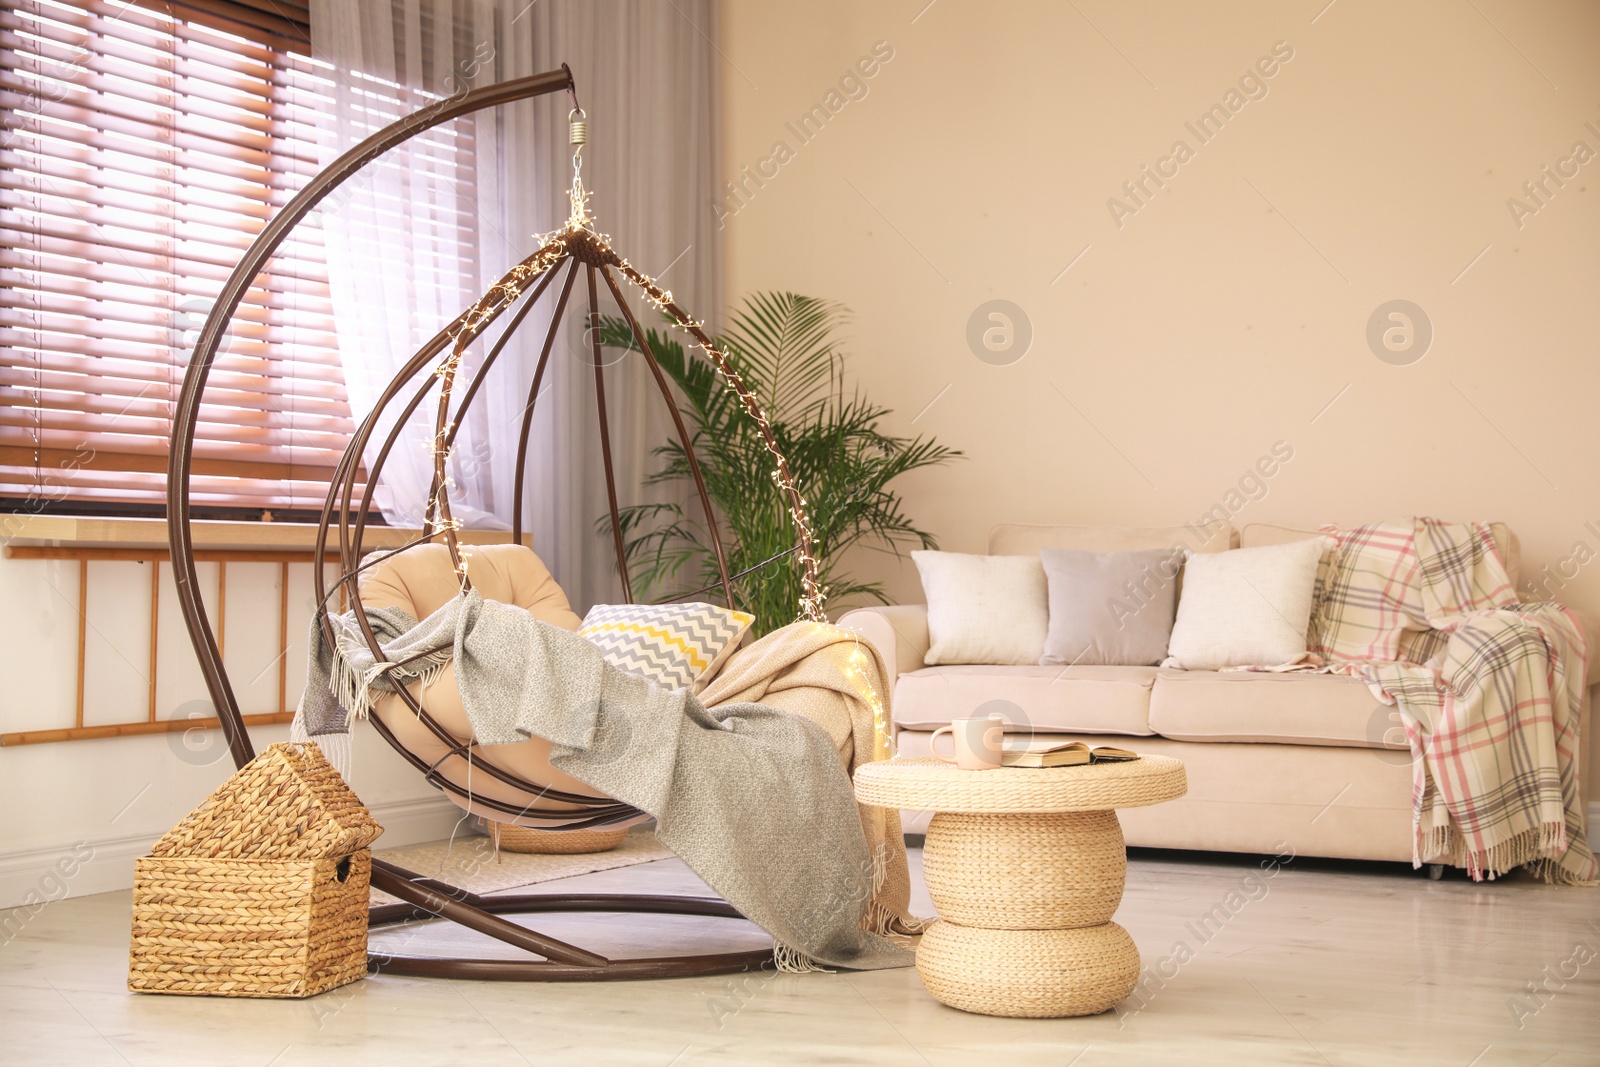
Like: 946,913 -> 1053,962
854,755 -> 1186,1018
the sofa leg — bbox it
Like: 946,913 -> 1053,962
1427,864 -> 1445,880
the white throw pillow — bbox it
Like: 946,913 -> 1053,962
912,551 -> 1048,665
1163,538 -> 1326,670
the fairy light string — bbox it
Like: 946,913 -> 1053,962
610,255 -> 827,624
425,234 -> 573,584
837,628 -> 892,760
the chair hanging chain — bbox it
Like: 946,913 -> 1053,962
567,108 -> 591,226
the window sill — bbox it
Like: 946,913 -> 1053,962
0,514 -> 527,553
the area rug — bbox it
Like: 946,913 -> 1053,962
371,827 -> 673,903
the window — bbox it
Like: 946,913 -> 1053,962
0,0 -> 358,518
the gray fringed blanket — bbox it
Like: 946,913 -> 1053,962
295,590 -> 914,971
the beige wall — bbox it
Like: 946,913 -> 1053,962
719,1 -> 1600,777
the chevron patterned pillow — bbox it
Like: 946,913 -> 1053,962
577,602 -> 755,690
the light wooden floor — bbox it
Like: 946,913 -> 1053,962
2,846 -> 1596,1066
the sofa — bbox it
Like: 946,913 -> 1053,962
838,521 -> 1598,866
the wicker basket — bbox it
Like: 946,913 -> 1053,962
130,743 -> 382,998
922,810 -> 1126,929
916,920 -> 1140,1018
485,820 -> 630,855
129,851 -> 371,998
151,742 -> 382,860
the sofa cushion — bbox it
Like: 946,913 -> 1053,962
1148,669 -> 1405,750
912,550 -> 1048,665
1040,547 -> 1180,667
893,664 -> 1157,736
1164,539 -> 1325,670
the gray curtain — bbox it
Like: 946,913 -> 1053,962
311,0 -> 721,611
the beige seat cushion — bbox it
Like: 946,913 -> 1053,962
893,665 -> 1157,736
359,543 -> 644,828
1148,669 -> 1404,750
361,542 -> 581,627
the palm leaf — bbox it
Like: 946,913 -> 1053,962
597,293 -> 960,635
720,292 -> 843,426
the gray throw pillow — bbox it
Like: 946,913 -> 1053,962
1039,547 -> 1182,667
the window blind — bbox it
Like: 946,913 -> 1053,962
0,0 -> 358,516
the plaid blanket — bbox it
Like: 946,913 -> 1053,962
1311,518 -> 1596,885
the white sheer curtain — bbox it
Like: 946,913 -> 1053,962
311,0 -> 721,610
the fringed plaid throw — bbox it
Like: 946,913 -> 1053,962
1310,518 -> 1595,885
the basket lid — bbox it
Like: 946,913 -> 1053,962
151,743 -> 383,860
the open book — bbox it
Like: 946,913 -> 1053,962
999,740 -> 1141,769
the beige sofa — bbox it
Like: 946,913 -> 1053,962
838,521 -> 1598,866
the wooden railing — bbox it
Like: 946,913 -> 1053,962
0,545 -> 344,747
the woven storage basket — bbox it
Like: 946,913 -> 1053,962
130,743 -> 382,998
485,821 -> 630,855
129,851 -> 371,998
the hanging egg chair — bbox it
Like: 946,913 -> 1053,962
167,66 -> 825,980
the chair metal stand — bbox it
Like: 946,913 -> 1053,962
166,64 -> 808,982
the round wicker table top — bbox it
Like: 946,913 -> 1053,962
853,755 -> 1186,814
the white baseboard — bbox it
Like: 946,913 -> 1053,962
0,828 -> 155,913
0,793 -> 461,911
366,793 -> 474,849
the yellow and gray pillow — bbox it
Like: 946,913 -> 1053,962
578,602 -> 754,690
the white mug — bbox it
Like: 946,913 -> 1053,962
929,713 -> 1006,770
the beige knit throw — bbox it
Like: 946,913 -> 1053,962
701,621 -> 929,940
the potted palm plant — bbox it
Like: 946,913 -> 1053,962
598,292 -> 959,636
